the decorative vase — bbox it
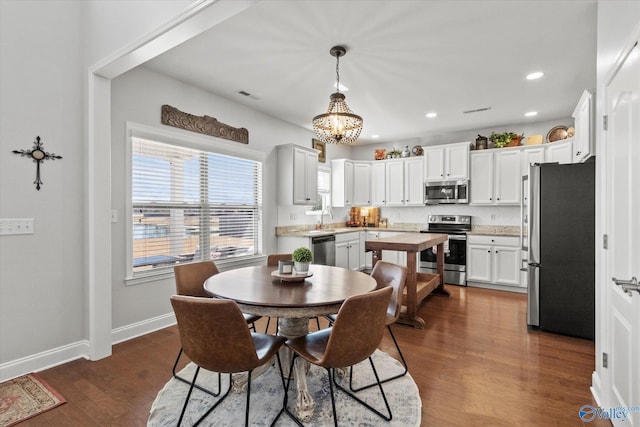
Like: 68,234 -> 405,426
294,262 -> 309,273
401,145 -> 411,157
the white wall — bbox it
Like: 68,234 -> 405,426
0,0 -> 85,367
110,66 -> 319,328
0,0 -> 200,380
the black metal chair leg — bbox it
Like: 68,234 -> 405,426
177,366 -> 200,427
192,373 -> 233,427
265,317 -> 271,333
245,370 -> 252,426
327,369 -> 339,427
173,347 -> 222,396
348,325 -> 409,392
271,354 -> 304,427
332,356 -> 393,421
314,316 -> 321,330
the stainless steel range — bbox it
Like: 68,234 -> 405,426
420,215 -> 471,286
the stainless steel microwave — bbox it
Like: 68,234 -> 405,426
425,180 -> 469,205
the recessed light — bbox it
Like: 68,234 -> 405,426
334,82 -> 349,91
525,111 -> 538,117
526,72 -> 544,80
425,112 -> 438,118
371,134 -> 380,139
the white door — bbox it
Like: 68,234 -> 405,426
604,41 -> 640,426
352,162 -> 370,205
494,150 -> 521,204
370,162 -> 386,206
469,151 -> 494,204
424,147 -> 444,181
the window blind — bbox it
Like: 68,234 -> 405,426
131,137 -> 262,275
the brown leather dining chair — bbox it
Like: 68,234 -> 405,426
172,261 -> 262,395
170,295 -> 286,427
266,254 -> 321,332
325,260 -> 409,391
273,286 -> 393,426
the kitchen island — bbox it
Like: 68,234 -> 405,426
365,232 -> 448,328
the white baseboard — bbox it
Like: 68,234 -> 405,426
0,312 -> 177,382
111,312 -> 176,345
590,370 -> 603,406
0,340 -> 90,382
467,281 -> 527,294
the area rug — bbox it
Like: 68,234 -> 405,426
148,349 -> 421,426
0,373 -> 66,427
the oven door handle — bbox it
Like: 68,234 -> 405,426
446,235 -> 467,241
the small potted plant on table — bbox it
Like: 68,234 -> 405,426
292,247 -> 312,273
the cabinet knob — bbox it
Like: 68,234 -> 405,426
497,198 -> 500,201
489,197 -> 492,201
487,250 -> 491,253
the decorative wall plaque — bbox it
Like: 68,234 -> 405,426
161,105 -> 249,144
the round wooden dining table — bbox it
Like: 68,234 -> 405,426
204,264 -> 376,421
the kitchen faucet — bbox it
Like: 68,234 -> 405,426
319,207 -> 333,229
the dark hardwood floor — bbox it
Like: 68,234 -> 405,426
25,286 -> 607,426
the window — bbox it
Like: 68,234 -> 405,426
306,166 -> 331,215
127,124 -> 263,278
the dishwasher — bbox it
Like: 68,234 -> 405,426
311,235 -> 336,266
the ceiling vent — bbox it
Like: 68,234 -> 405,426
237,90 -> 260,101
463,106 -> 491,114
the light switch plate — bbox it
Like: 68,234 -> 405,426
0,218 -> 35,235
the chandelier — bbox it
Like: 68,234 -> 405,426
312,46 -> 363,144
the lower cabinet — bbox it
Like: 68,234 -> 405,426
335,232 -> 361,270
467,235 -> 523,292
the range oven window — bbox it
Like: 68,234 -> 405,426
420,236 -> 466,266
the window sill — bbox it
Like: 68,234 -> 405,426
124,255 -> 267,287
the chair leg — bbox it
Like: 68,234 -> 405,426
245,370 -> 252,426
177,366 -> 200,427
173,347 -> 222,396
265,317 -> 271,333
327,369 -> 339,427
192,373 -> 233,427
348,325 -> 409,392
314,316 -> 321,330
332,356 -> 393,421
270,354 -> 304,427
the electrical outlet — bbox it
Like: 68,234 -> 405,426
0,218 -> 35,235
111,210 -> 118,223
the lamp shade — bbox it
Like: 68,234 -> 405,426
313,93 -> 363,144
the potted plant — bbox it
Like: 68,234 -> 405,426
387,148 -> 402,158
292,247 -> 312,273
490,131 -> 523,148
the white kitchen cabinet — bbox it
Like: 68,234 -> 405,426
331,159 -> 354,207
352,162 -> 371,205
572,90 -> 593,162
424,142 -> 469,181
467,235 -> 522,291
494,150 -> 521,204
335,232 -> 361,270
277,144 -> 318,205
404,158 -> 425,205
545,139 -> 573,164
469,149 -> 520,205
385,160 -> 405,206
521,146 -> 545,176
384,158 -> 424,206
371,162 -> 386,206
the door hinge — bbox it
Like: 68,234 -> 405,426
603,352 -> 608,368
603,234 -> 608,250
603,115 -> 608,131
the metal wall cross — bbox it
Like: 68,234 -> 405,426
13,136 -> 63,190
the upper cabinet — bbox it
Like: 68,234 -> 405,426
424,142 -> 469,181
385,158 -> 425,206
371,161 -> 387,206
545,138 -> 573,164
572,90 -> 593,163
470,149 -> 521,205
277,144 -> 318,205
331,159 -> 354,207
331,160 -> 371,207
352,162 -> 371,205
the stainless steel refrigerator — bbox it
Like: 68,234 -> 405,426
521,159 -> 595,339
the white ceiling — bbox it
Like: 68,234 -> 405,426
142,0 -> 597,145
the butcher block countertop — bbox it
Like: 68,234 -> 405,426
364,232 -> 447,252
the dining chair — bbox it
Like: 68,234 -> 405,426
172,261 -> 262,396
273,286 -> 393,426
170,295 -> 286,427
325,260 -> 409,391
266,254 -> 321,333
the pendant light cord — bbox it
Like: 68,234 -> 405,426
335,54 -> 340,94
